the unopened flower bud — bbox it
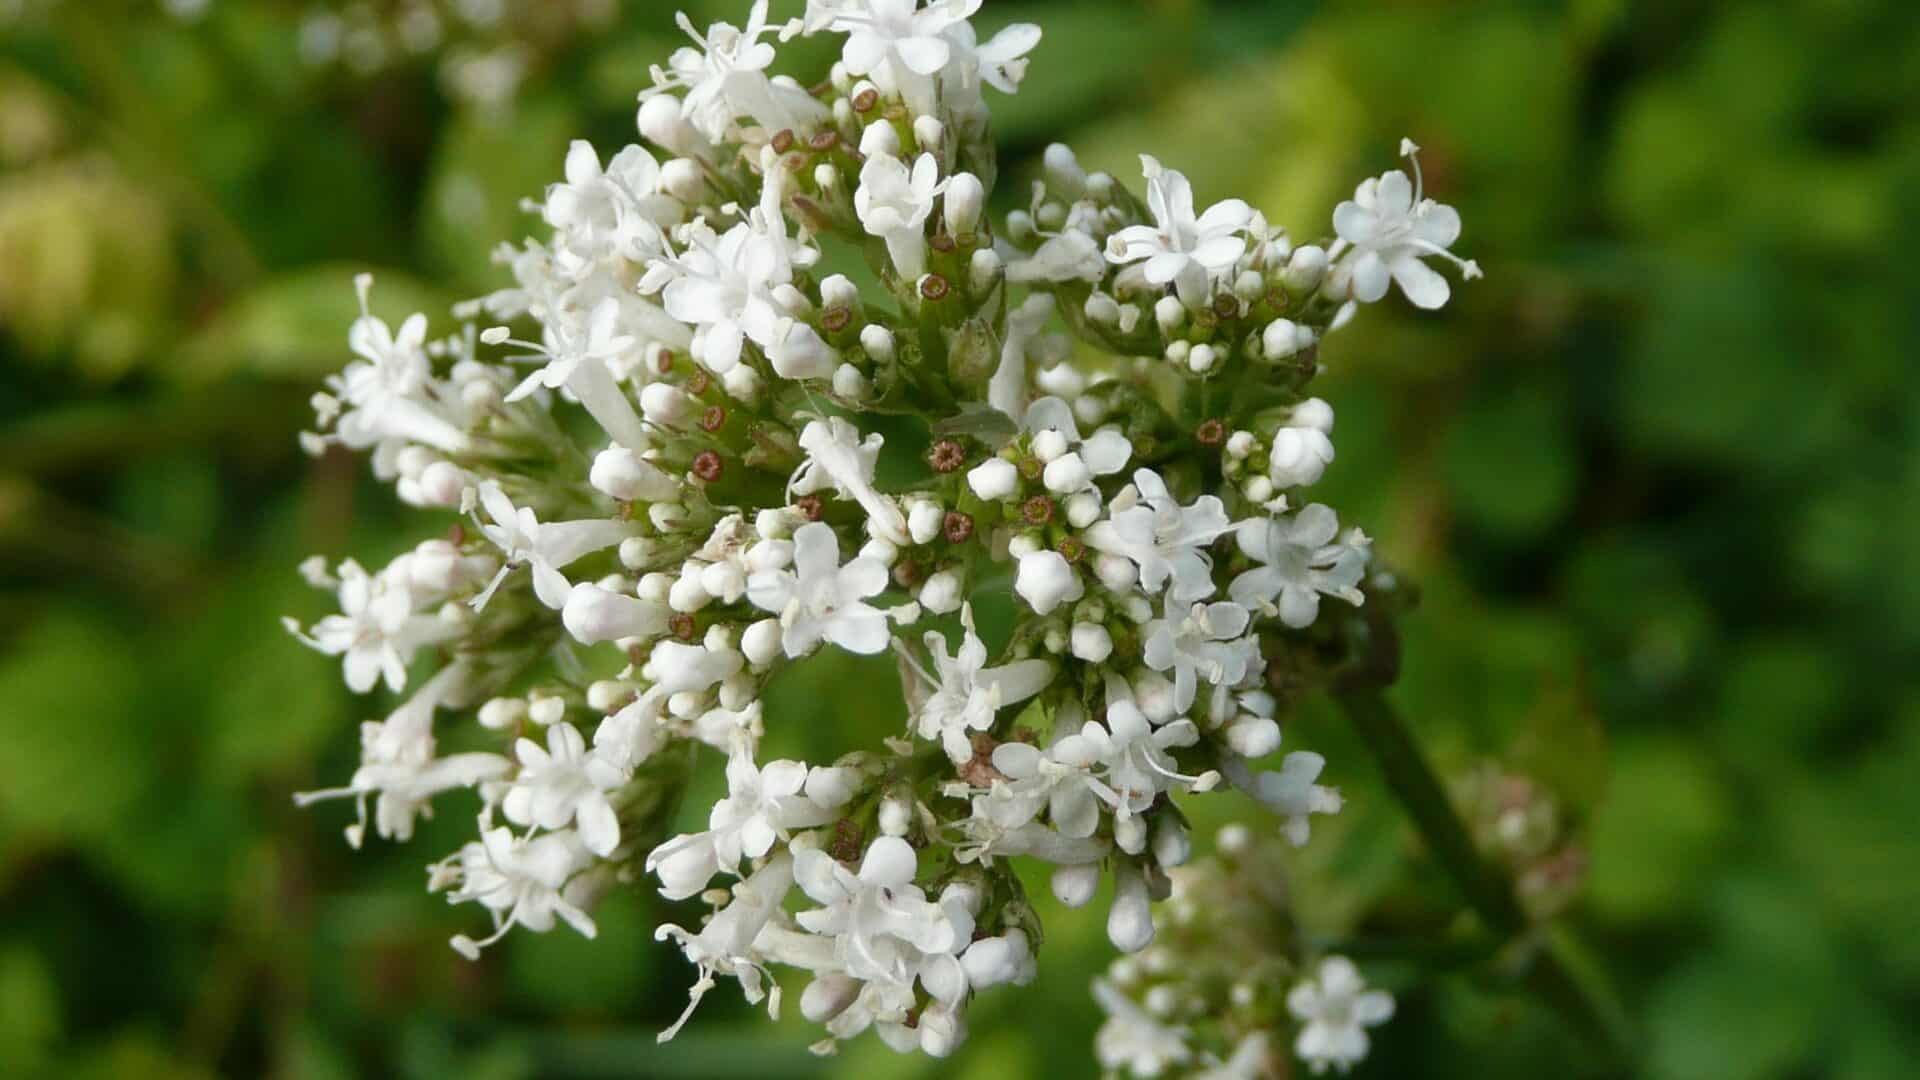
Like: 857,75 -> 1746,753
944,171 -> 984,235
878,794 -> 912,837
858,119 -> 899,158
592,447 -> 680,502
1070,622 -> 1113,663
1269,426 -> 1334,488
1155,295 -> 1186,335
1283,244 -> 1328,291
919,570 -> 962,614
1226,716 -> 1282,758
742,618 -> 783,665
1094,553 -> 1136,591
969,248 -> 1002,294
563,582 -> 669,644
1052,863 -> 1100,908
913,114 -> 945,152
1015,550 -> 1083,614
1043,142 -> 1086,194
1151,818 -> 1192,868
908,501 -> 944,545
478,697 -> 526,730
967,458 -> 1019,500
1107,864 -> 1155,953
831,363 -> 870,399
661,158 -> 705,202
639,383 -> 693,427
859,324 -> 895,364
638,93 -> 701,156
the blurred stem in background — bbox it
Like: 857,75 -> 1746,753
1339,687 -> 1638,1075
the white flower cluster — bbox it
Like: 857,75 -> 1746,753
1092,825 -> 1396,1078
287,0 -> 1475,1064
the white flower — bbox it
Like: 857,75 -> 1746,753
655,852 -> 797,1042
1105,156 -> 1252,307
856,152 -> 947,280
816,0 -> 979,112
1328,142 -> 1480,310
1269,405 -> 1336,489
942,16 -> 1041,95
1023,396 -> 1131,493
1228,506 -> 1369,628
1015,549 -> 1084,615
792,417 -> 908,544
1142,601 -> 1258,714
1287,956 -> 1394,1074
442,825 -> 598,958
543,140 -> 681,264
903,604 -> 1052,762
646,740 -> 831,899
1092,977 -> 1192,1077
1222,751 -> 1344,847
1050,699 -> 1203,835
497,297 -> 652,450
471,482 -> 633,611
502,721 -> 628,857
294,664 -> 509,846
644,2 -> 823,141
794,835 -> 972,991
1086,469 -> 1235,606
651,217 -> 801,375
746,521 -> 892,656
326,278 -> 468,453
284,559 -> 456,693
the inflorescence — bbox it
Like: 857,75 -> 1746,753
287,0 -> 1479,1070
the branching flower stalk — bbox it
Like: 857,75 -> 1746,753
286,0 -> 1488,1070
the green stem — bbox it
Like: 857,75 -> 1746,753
1336,687 -> 1638,1074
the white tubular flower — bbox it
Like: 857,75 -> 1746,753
1023,396 -> 1131,494
646,740 -> 829,899
815,0 -> 979,112
284,559 -> 458,694
1328,140 -> 1481,310
794,835 -> 971,988
652,216 -> 806,376
544,140 -> 681,264
502,721 -> 629,857
294,664 -> 508,847
1228,506 -> 1370,628
1221,751 -> 1344,847
904,603 -> 1052,762
645,1 -> 824,141
328,279 -> 468,454
562,582 -> 670,644
1104,155 -> 1252,307
1050,700 -> 1204,832
655,852 -> 797,1043
856,152 -> 947,280
745,521 -> 891,656
443,825 -> 598,958
1142,601 -> 1257,715
1093,977 -> 1192,1076
793,417 -> 909,544
943,16 -> 1041,95
1287,956 -> 1394,1074
471,482 -> 634,611
1086,469 -> 1236,606
498,297 -> 652,450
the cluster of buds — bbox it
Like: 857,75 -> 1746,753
1093,825 -> 1396,1077
287,0 -> 1477,1067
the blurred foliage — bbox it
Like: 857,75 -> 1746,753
3,0 -> 1919,1076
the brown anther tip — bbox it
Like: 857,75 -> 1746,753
669,612 -> 697,641
929,234 -> 957,254
1018,456 -> 1043,481
796,494 -> 825,521
807,130 -> 840,152
1022,495 -> 1054,526
851,89 -> 879,113
942,511 -> 975,544
1213,293 -> 1240,319
1057,536 -> 1086,563
701,405 -> 726,432
821,306 -> 853,333
1195,418 -> 1226,447
892,560 -> 924,588
771,129 -> 796,154
919,273 -> 951,301
684,369 -> 710,395
928,439 -> 967,473
691,450 -> 724,482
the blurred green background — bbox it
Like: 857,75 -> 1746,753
4,0 -> 1918,1076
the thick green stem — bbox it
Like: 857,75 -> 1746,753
1336,687 -> 1638,1074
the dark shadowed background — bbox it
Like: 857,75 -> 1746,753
3,0 -> 1918,1076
